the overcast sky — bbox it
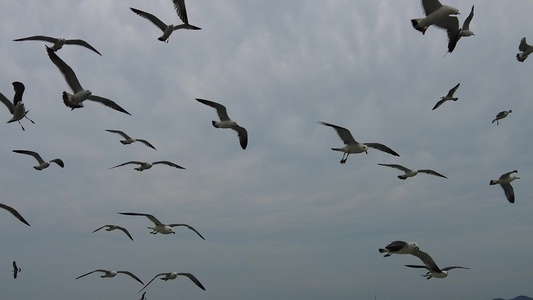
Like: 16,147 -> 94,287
1,0 -> 532,299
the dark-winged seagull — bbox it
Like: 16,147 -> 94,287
130,8 -> 200,43
517,37 -> 533,62
106,129 -> 156,150
118,212 -> 205,239
92,225 -> 134,241
0,81 -> 34,131
196,98 -> 248,150
13,35 -> 101,55
76,269 -> 144,285
490,170 -> 519,203
0,203 -> 30,226
46,46 -> 130,115
379,241 -> 420,257
109,161 -> 185,171
492,110 -> 512,125
447,5 -> 475,53
411,0 -> 460,35
318,121 -> 400,164
405,249 -> 469,279
432,83 -> 460,110
378,163 -> 447,180
12,261 -> 21,279
139,272 -> 205,293
12,150 -> 64,170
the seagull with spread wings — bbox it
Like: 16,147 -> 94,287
118,212 -> 205,239
0,203 -> 30,226
12,261 -> 21,279
378,164 -> 447,180
490,170 -> 520,203
109,161 -> 185,171
105,130 -> 156,150
432,83 -> 460,110
139,272 -> 205,293
130,7 -> 200,43
75,269 -> 144,285
405,249 -> 469,279
14,35 -> 101,55
0,81 -> 34,130
12,150 -> 64,170
92,225 -> 134,241
492,110 -> 512,125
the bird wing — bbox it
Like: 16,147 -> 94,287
318,121 -> 356,145
417,169 -> 448,178
168,224 -> 205,240
135,139 -> 156,150
500,182 -> 515,203
130,8 -> 168,32
411,249 -> 441,272
495,111 -> 507,119
46,46 -> 84,93
0,91 -> 14,114
172,24 -> 201,31
378,163 -> 410,172
231,125 -> 248,150
446,83 -> 460,97
195,98 -> 230,121
432,99 -> 447,111
92,225 -> 108,233
117,271 -> 144,285
462,5 -> 474,30
12,82 -> 25,106
0,203 -> 30,226
13,35 -> 59,43
50,158 -> 64,168
385,240 -> 407,252
433,16 -> 460,53
117,226 -> 134,241
172,0 -> 189,24
12,149 -> 45,164
441,266 -> 469,271
153,161 -> 186,169
75,269 -> 106,280
109,161 -> 144,169
119,212 -> 164,226
87,95 -> 131,115
519,37 -> 530,52
177,273 -> 206,290
365,143 -> 400,156
138,273 -> 167,293
106,129 -> 131,139
500,170 -> 518,179
421,0 -> 443,16
64,39 -> 101,56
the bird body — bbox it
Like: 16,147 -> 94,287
492,110 -> 512,125
379,241 -> 420,257
517,37 -> 533,62
490,170 -> 519,203
12,261 -> 21,279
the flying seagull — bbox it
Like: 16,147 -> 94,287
432,83 -> 460,110
12,261 -> 21,279
46,46 -> 130,115
109,161 -> 185,171
447,5 -> 475,53
490,170 -> 519,203
405,249 -> 469,279
130,8 -> 200,43
318,121 -> 400,164
92,225 -> 134,241
379,241 -> 420,257
492,110 -> 512,125
118,212 -> 205,239
411,0 -> 460,35
105,130 -> 156,150
75,269 -> 144,285
12,150 -> 64,170
196,98 -> 248,150
139,272 -> 205,293
0,203 -> 30,226
378,163 -> 447,180
13,35 -> 101,55
0,81 -> 34,131
517,37 -> 533,62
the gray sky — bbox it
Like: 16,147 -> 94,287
1,0 -> 532,299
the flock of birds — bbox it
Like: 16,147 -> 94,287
0,0 -> 530,297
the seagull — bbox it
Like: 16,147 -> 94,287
318,121 -> 400,164
517,37 -> 533,62
447,5 -> 475,53
92,225 -> 134,241
75,269 -> 144,285
411,0 -> 460,35
105,130 -> 156,150
12,150 -> 64,170
12,261 -> 21,279
405,249 -> 469,279
379,241 -> 420,257
490,170 -> 519,203
432,83 -> 460,110
492,110 -> 512,125
130,8 -> 201,43
13,35 -> 101,55
109,161 -> 185,171
0,81 -> 35,131
0,203 -> 30,226
118,212 -> 205,239
378,163 -> 447,180
46,46 -> 130,115
196,98 -> 248,150
139,272 -> 205,293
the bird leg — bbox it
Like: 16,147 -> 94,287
17,121 -> 25,131
340,153 -> 348,164
383,252 -> 392,257
24,110 -> 35,124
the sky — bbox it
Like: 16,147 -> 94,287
0,0 -> 532,299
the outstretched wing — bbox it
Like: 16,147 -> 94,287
177,272 -> 206,290
117,226 -> 134,241
172,0 -> 189,24
0,203 -> 30,226
232,125 -> 248,150
12,149 -> 45,164
168,224 -> 205,240
106,129 -> 131,139
75,269 -> 106,280
138,273 -> 167,293
365,143 -> 400,157
130,7 -> 168,32
418,169 -> 447,178
0,91 -> 14,114
196,98 -> 230,121
441,266 -> 469,271
109,161 -> 144,169
410,249 -> 441,272
432,99 -> 447,111
118,271 -> 144,285
46,46 -> 84,93
462,5 -> 474,30
87,95 -> 131,115
318,121 -> 356,145
446,83 -> 460,97
14,35 -> 59,43
64,39 -> 102,56
519,37 -> 530,52
378,163 -> 410,172
500,183 -> 515,203
135,139 -> 156,150
153,161 -> 186,169
118,212 -> 164,226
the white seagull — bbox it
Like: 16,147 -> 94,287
411,0 -> 460,35
130,7 -> 201,43
118,212 -> 205,239
405,249 -> 469,279
196,98 -> 248,150
447,5 -> 475,53
105,129 -> 156,150
379,241 -> 420,257
492,110 -> 512,125
139,272 -> 205,293
318,121 -> 400,164
75,269 -> 144,285
490,170 -> 519,203
0,81 -> 34,131
432,83 -> 460,110
92,225 -> 134,241
378,163 -> 447,180
46,46 -> 130,115
109,161 -> 185,171
517,37 -> 533,62
0,203 -> 30,226
12,150 -> 64,170
13,35 -> 101,55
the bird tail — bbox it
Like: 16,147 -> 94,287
120,140 -> 128,145
211,120 -> 219,128
517,53 -> 526,62
378,248 -> 389,253
398,175 -> 407,180
331,148 -> 343,152
489,180 -> 498,185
